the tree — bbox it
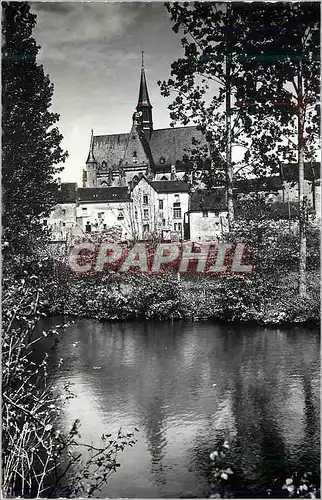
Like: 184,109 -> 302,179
235,2 -> 320,296
2,2 -> 68,256
159,2 -> 288,229
160,2 -> 320,295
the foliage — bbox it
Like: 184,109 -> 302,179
208,440 -> 320,498
2,274 -> 137,497
158,3 -> 320,188
2,2 -> 68,255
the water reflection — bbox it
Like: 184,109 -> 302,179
46,320 -> 320,498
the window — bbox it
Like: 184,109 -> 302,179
159,199 -> 164,210
62,222 -> 66,227
134,210 -> 138,220
143,224 -> 150,233
173,202 -> 181,208
85,223 -> 91,233
178,223 -> 182,231
162,219 -> 166,227
174,194 -> 180,202
103,224 -> 107,229
43,219 -> 47,226
62,209 -> 66,216
143,195 -> 148,205
82,207 -> 87,213
174,223 -> 177,231
202,211 -> 208,217
117,209 -> 124,220
143,209 -> 149,219
173,208 -> 182,219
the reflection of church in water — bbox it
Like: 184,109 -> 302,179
82,53 -> 205,190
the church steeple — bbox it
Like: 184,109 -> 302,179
85,129 -> 97,187
86,129 -> 96,164
136,52 -> 153,139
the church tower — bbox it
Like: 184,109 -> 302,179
85,129 -> 97,187
136,52 -> 153,139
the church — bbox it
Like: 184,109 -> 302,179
45,55 -> 320,243
83,54 -> 206,189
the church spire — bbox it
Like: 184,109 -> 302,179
136,52 -> 153,138
86,129 -> 96,163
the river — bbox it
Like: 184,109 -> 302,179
44,319 -> 320,498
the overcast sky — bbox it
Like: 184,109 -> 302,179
30,2 -> 185,183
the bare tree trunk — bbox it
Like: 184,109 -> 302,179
225,4 -> 234,230
298,59 -> 306,297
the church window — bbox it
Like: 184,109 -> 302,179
143,209 -> 149,219
159,199 -> 164,210
143,195 -> 148,205
133,151 -> 137,157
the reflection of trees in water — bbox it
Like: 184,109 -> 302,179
295,362 -> 320,486
142,394 -> 167,486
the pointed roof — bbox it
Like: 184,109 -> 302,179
86,129 -> 97,163
137,51 -> 152,108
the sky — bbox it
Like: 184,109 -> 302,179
30,1 -> 185,184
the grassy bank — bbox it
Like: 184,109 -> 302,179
46,270 -> 320,326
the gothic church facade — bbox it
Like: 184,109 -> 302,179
83,56 -> 206,189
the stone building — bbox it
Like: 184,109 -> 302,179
82,55 -> 206,189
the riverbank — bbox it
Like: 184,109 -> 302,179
46,271 -> 320,326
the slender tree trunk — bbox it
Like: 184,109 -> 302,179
298,59 -> 306,297
225,5 -> 234,230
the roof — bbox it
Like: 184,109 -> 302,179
235,200 -> 300,220
150,180 -> 190,193
58,183 -> 77,203
93,134 -> 130,168
190,189 -> 227,212
77,187 -> 131,203
150,126 -> 206,166
281,162 -> 321,181
234,176 -> 283,192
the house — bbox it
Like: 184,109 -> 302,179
43,183 -> 77,242
185,189 -> 229,241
